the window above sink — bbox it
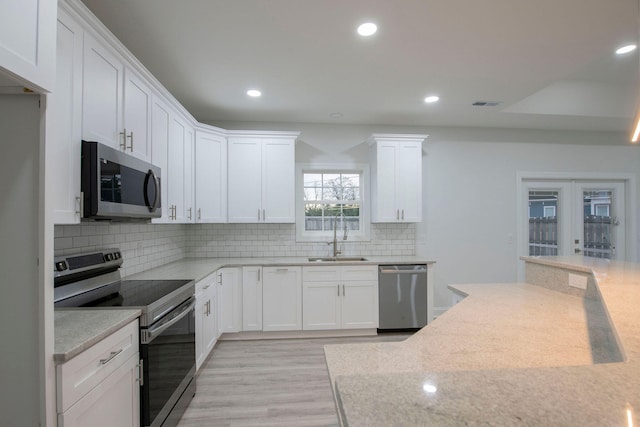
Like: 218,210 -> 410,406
295,164 -> 370,242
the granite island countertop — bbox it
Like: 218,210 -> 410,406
54,308 -> 141,363
325,256 -> 640,426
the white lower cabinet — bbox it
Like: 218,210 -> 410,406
262,266 -> 302,331
302,265 -> 379,330
57,320 -> 140,427
217,267 -> 242,335
242,266 -> 262,331
195,273 -> 217,371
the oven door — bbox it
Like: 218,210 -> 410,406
140,297 -> 196,427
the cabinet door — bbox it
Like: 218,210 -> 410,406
341,281 -> 379,329
82,33 -> 124,149
150,97 -> 170,223
241,266 -> 262,331
183,126 -> 195,223
205,286 -> 217,353
217,268 -> 241,334
397,141 -> 422,222
167,116 -> 186,222
58,353 -> 140,427
195,131 -> 227,223
0,0 -> 55,92
123,69 -> 152,161
227,137 -> 262,222
262,138 -> 295,223
195,289 -> 206,370
373,142 -> 399,222
50,9 -> 83,224
262,267 -> 302,331
302,281 -> 340,330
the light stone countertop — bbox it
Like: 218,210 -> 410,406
327,256 -> 640,426
127,256 -> 435,282
54,308 -> 141,363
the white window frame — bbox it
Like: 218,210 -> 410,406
543,205 -> 556,218
296,163 -> 370,242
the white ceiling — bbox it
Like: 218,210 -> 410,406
77,0 -> 638,133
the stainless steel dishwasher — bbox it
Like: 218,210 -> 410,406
378,264 -> 428,331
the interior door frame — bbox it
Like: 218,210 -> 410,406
516,172 -> 637,281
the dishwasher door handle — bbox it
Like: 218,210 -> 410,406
379,268 -> 427,274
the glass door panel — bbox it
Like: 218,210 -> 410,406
528,190 -> 559,256
575,182 -> 625,260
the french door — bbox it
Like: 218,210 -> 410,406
522,180 -> 626,260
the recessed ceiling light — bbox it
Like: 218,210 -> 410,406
357,22 -> 377,37
247,89 -> 262,97
616,44 -> 637,55
424,95 -> 440,104
329,112 -> 343,119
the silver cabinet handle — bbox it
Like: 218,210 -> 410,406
188,207 -> 192,221
275,268 -> 288,272
100,349 -> 123,365
257,268 -> 261,282
198,208 -> 201,220
262,209 -> 266,221
119,129 -> 133,151
337,284 -> 340,296
75,196 -> 81,217
137,359 -> 144,385
343,284 -> 345,296
396,209 -> 400,220
402,209 -> 405,220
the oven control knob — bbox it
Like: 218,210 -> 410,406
115,252 -> 121,259
55,261 -> 68,272
105,253 -> 113,261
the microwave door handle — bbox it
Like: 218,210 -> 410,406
143,169 -> 160,212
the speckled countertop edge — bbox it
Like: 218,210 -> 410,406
127,256 -> 435,282
54,308 -> 141,363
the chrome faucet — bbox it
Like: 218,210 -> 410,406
328,213 -> 349,257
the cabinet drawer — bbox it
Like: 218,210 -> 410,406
340,265 -> 378,281
302,267 -> 340,282
57,319 -> 139,413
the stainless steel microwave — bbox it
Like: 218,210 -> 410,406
81,141 -> 161,220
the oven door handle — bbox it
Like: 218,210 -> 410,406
144,297 -> 195,344
143,169 -> 160,213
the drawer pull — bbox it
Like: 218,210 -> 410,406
99,349 -> 123,365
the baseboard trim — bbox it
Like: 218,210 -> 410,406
219,328 -> 378,341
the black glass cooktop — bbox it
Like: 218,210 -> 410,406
82,279 -> 192,308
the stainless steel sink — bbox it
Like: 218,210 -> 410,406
308,257 -> 368,262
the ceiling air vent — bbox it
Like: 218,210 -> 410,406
472,101 -> 501,107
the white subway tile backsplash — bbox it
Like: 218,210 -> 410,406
55,222 -> 415,277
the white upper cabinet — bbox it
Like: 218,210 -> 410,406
0,0 -> 55,92
82,33 -> 151,161
50,8 -> 83,224
123,69 -> 152,161
82,32 -> 124,150
184,126 -> 195,223
166,115 -> 187,223
195,130 -> 227,223
368,134 -> 427,223
227,132 -> 298,223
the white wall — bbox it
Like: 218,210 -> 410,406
421,129 -> 640,312
0,94 -> 42,426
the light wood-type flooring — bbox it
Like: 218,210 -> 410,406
178,333 -> 410,427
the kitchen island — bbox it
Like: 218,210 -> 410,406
325,256 -> 640,426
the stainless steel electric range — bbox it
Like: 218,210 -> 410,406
54,249 -> 196,427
